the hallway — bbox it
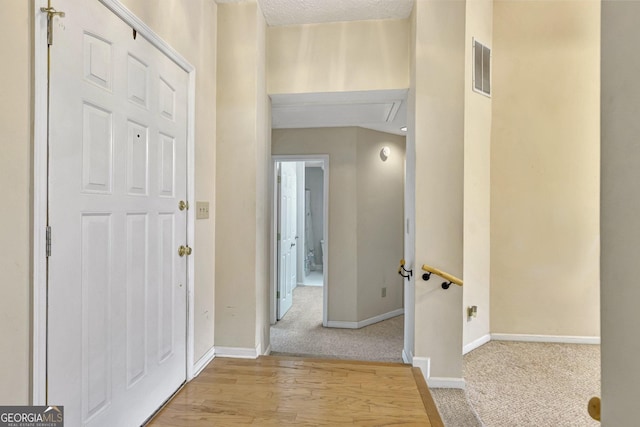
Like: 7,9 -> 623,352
271,286 -> 404,362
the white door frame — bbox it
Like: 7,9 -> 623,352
32,0 -> 197,404
271,155 -> 329,328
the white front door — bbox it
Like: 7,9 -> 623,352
47,1 -> 188,425
277,162 -> 297,319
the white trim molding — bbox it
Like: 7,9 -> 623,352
427,377 -> 466,390
98,0 -> 193,72
402,349 -> 413,365
491,333 -> 601,345
326,308 -> 404,329
325,321 -> 358,329
192,347 -> 216,378
463,333 -> 491,355
32,0 -> 49,405
263,344 -> 272,356
412,356 -> 430,380
215,346 -> 260,359
412,356 -> 465,389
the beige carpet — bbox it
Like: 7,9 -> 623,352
463,341 -> 600,427
270,285 -> 404,362
431,388 -> 484,427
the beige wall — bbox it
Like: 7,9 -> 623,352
356,128 -> 405,320
601,2 -> 640,424
410,0 -> 466,379
272,127 -> 405,323
121,0 -> 218,370
491,0 -> 600,337
0,0 -> 31,405
216,1 -> 270,351
267,19 -> 409,94
463,0 -> 493,349
273,128 -> 358,321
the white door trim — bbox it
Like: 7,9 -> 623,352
271,155 -> 330,327
33,0 -> 48,405
33,0 -> 197,404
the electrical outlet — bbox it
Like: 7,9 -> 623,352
196,201 -> 209,219
467,305 -> 478,319
382,287 -> 387,298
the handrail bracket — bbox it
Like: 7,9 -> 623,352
421,264 -> 463,289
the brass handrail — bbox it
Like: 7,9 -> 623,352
421,264 -> 463,287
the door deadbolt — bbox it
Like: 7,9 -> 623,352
178,245 -> 192,257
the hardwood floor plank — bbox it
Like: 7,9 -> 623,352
147,357 -> 438,426
412,367 -> 445,427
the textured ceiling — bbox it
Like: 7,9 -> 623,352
216,0 -> 414,26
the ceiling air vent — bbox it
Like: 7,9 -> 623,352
473,38 -> 491,97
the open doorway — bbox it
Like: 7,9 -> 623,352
269,126 -> 406,363
301,162 -> 325,287
268,88 -> 408,364
271,156 -> 329,326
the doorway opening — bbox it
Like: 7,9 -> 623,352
269,126 -> 407,363
302,162 -> 326,287
268,90 -> 411,363
271,155 -> 329,327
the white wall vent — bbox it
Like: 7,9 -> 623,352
473,38 -> 491,97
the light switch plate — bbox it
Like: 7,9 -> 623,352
196,201 -> 209,219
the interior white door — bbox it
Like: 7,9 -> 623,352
47,1 -> 188,425
277,162 -> 297,320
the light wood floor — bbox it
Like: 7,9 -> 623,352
147,356 -> 443,426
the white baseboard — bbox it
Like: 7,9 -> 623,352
263,344 -> 272,356
491,333 -> 600,345
412,356 -> 430,380
214,346 -> 259,359
428,377 -> 466,389
326,308 -> 404,329
325,320 -> 357,329
402,348 -> 413,365
192,346 -> 216,378
463,333 -> 491,355
412,356 -> 465,389
358,308 -> 404,328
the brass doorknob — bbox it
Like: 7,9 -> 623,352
179,200 -> 189,211
178,246 -> 193,257
588,397 -> 600,421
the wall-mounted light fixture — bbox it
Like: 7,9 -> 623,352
380,146 -> 391,161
